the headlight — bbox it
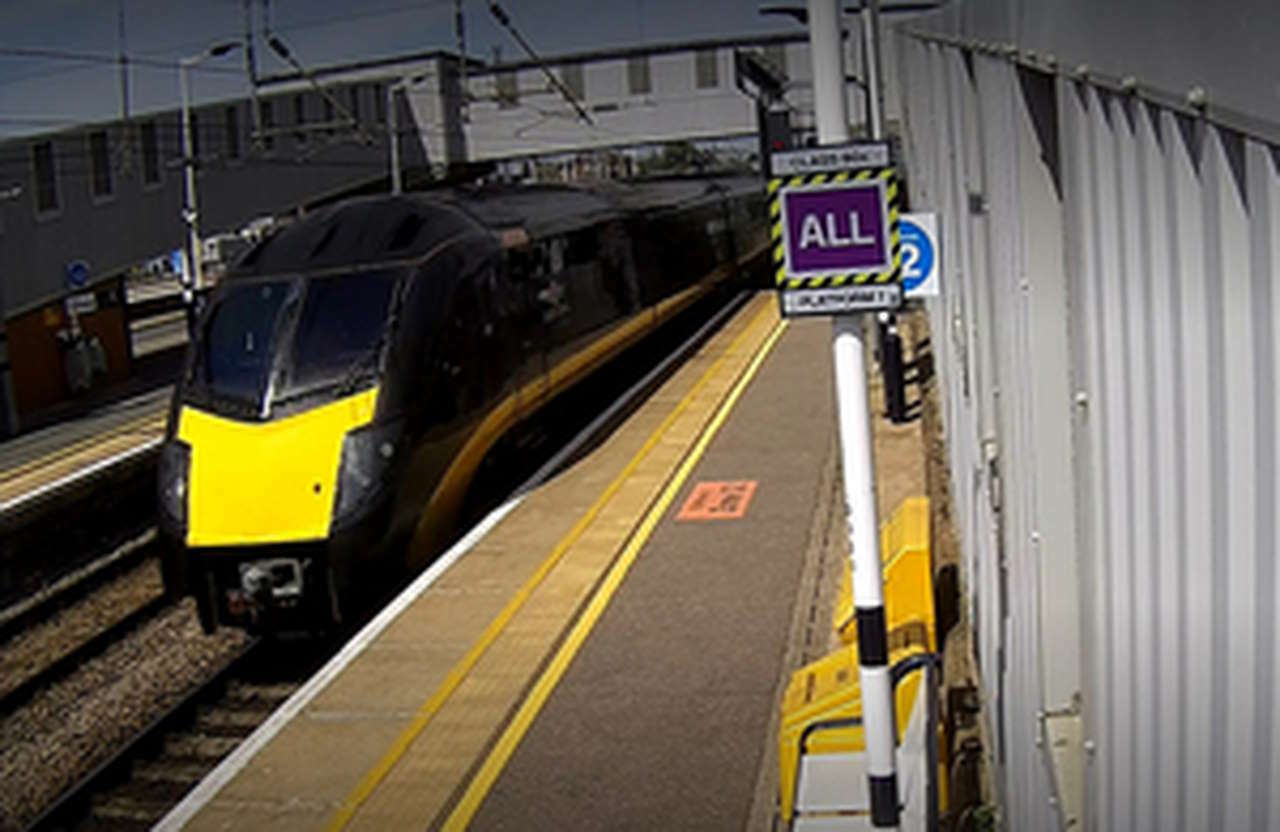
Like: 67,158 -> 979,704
158,439 -> 191,531
332,420 -> 401,529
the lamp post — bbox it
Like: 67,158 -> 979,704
179,41 -> 240,330
388,72 -> 429,195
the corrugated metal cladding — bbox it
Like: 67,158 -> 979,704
893,30 -> 1280,832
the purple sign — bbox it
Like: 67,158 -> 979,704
783,183 -> 889,274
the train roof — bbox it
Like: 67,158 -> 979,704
229,174 -> 761,277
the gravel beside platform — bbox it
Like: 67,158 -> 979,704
0,601 -> 246,831
0,559 -> 165,703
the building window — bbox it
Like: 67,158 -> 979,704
763,44 -> 788,80
89,130 -> 113,198
627,55 -> 651,95
140,121 -> 161,184
294,94 -> 308,145
31,140 -> 58,214
322,96 -> 335,136
374,84 -> 386,123
560,62 -> 584,101
695,48 -> 719,89
225,105 -> 241,160
259,99 -> 275,150
189,111 -> 201,161
496,69 -> 518,109
349,86 -> 361,124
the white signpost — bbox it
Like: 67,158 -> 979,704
798,0 -> 900,828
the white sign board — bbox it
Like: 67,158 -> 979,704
770,143 -> 890,176
900,212 -> 940,299
65,292 -> 98,317
780,285 -> 903,316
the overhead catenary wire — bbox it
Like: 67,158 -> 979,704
0,46 -> 243,76
486,1 -> 594,127
0,1 -> 455,90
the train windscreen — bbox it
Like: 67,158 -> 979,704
199,279 -> 293,410
276,270 -> 401,401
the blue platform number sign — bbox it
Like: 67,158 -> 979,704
899,213 -> 939,298
64,259 -> 90,291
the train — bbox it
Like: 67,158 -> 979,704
157,174 -> 767,633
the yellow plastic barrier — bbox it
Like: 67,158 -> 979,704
832,496 -> 934,650
778,496 -> 938,823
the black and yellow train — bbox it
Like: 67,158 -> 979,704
157,175 -> 766,633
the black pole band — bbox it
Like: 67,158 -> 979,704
885,327 -> 907,423
869,773 -> 900,826
855,606 -> 889,666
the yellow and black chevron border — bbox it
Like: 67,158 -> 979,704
768,167 -> 901,289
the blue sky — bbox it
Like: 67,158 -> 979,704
0,0 -> 790,137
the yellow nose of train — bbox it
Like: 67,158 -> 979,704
176,388 -> 379,547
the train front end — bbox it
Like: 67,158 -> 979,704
158,268 -> 408,633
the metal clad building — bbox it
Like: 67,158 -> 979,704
893,1 -> 1280,828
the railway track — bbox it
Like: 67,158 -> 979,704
25,638 -> 333,832
0,529 -> 160,646
0,532 -> 168,715
0,594 -> 171,718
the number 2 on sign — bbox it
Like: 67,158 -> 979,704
901,241 -> 922,282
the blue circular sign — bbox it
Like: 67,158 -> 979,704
898,218 -> 934,293
65,260 -> 90,290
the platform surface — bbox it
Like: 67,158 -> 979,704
161,293 -> 846,831
0,387 -> 169,511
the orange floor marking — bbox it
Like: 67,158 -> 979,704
676,480 -> 758,521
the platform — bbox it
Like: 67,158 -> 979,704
0,387 -> 169,514
158,291 -> 889,830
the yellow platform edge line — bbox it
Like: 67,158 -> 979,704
325,296 -> 779,832
441,315 -> 789,831
0,410 -> 165,485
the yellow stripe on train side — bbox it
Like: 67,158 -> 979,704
179,388 -> 380,547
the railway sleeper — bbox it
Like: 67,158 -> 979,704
130,758 -> 214,786
223,679 -> 297,706
191,707 -> 268,735
161,732 -> 242,760
95,774 -> 198,813
89,791 -> 171,828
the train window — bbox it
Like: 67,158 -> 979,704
282,272 -> 400,397
200,280 -> 292,406
565,229 -> 598,265
547,238 -> 565,273
388,214 -> 426,250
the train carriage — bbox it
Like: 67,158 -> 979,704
158,175 -> 765,633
